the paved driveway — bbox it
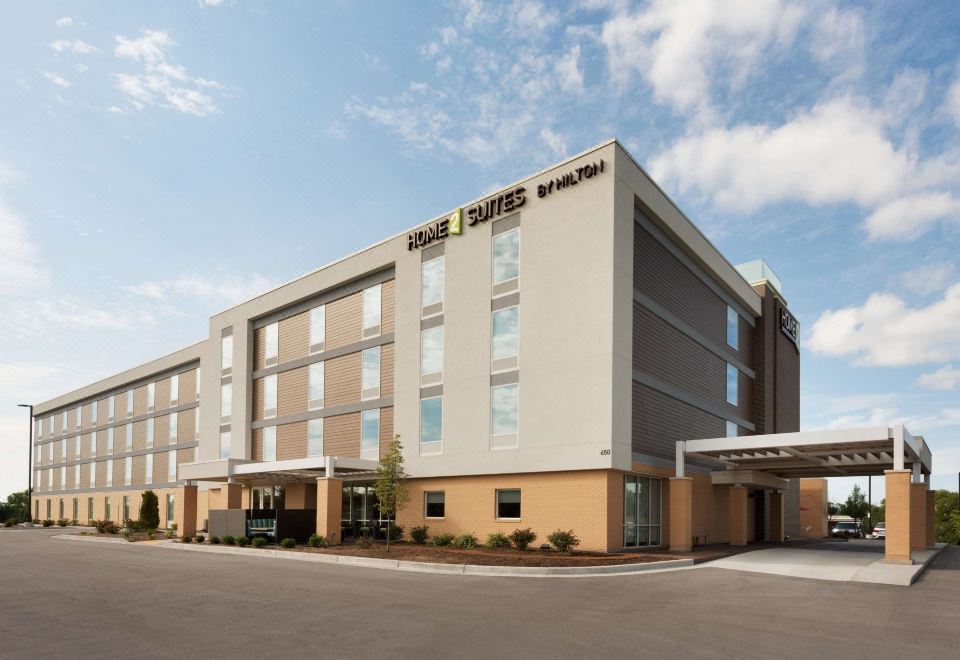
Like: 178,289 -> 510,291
2,529 -> 959,659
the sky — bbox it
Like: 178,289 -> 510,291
1,0 -> 959,505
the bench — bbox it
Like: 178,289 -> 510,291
247,518 -> 276,539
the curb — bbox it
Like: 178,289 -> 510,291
137,539 -> 695,578
52,533 -> 128,545
910,543 -> 948,585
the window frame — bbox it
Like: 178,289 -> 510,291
421,255 -> 445,317
362,284 -> 382,338
361,346 -> 381,401
490,383 -> 519,450
262,373 -> 278,419
419,396 -> 443,456
492,227 -> 521,291
307,418 -> 323,457
309,305 -> 326,354
726,306 -> 739,350
262,426 -> 277,462
360,408 -> 380,461
424,491 -> 445,519
726,363 -> 739,406
264,321 -> 279,367
308,361 -> 325,410
495,488 -> 521,520
491,305 -> 519,372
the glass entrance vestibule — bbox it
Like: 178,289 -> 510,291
341,482 -> 392,540
623,475 -> 662,548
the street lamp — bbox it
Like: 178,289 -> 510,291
17,404 -> 33,526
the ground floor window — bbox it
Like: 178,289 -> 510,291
623,475 -> 661,547
166,494 -> 175,524
496,489 -> 521,520
35,500 -> 39,520
424,491 -> 445,518
46,500 -> 51,519
122,496 -> 130,522
341,483 -> 390,539
251,486 -> 280,510
72,498 -> 78,521
87,497 -> 94,521
58,499 -> 64,519
104,497 -> 111,521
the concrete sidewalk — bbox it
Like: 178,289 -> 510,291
703,540 -> 947,586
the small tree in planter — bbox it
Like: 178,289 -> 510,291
373,436 -> 410,552
139,490 -> 160,531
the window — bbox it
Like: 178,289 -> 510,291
420,326 -> 443,384
87,497 -> 93,521
74,464 -> 79,488
91,400 -> 98,425
492,228 -> 520,286
219,431 -> 231,459
360,409 -> 379,461
123,496 -> 130,522
46,468 -> 51,490
124,456 -> 132,486
104,497 -> 111,521
166,494 -> 175,523
726,306 -> 739,350
62,410 -> 67,432
194,410 -> 199,438
362,284 -> 382,338
491,306 -> 519,369
220,383 -> 232,421
726,364 -> 738,405
125,423 -> 132,450
726,420 -> 738,438
75,436 -> 81,457
496,489 -> 521,519
48,442 -> 53,462
490,383 -> 519,448
60,469 -> 65,489
263,374 -> 277,419
361,347 -> 381,400
623,475 -> 662,547
126,390 -> 133,418
419,397 -> 442,455
104,428 -> 112,453
75,406 -> 81,430
61,440 -> 67,460
168,450 -> 177,482
309,305 -> 326,353
221,333 -> 233,376
264,322 -> 279,367
421,257 -> 444,314
106,460 -> 113,487
108,395 -> 115,422
146,418 -> 154,448
147,382 -> 155,412
145,453 -> 153,485
307,418 -> 323,457
170,374 -> 179,406
308,362 -> 324,409
262,426 -> 277,461
169,412 -> 178,442
424,491 -> 445,518
46,500 -> 51,519
89,463 -> 95,488
195,367 -> 201,400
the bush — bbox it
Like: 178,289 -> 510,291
210,536 -> 221,545
431,532 -> 455,547
124,519 -> 144,533
548,529 -> 580,553
280,538 -> 296,549
182,536 -> 193,543
42,519 -> 54,528
56,518 -> 69,527
236,535 -> 250,547
68,519 -> 78,526
309,533 -> 322,548
355,537 -> 374,549
509,528 -> 537,551
139,490 -> 160,530
485,532 -> 511,549
450,533 -> 478,549
195,534 -> 206,544
222,535 -> 236,546
4,518 -> 19,528
410,525 -> 429,544
146,530 -> 155,540
388,524 -> 405,542
165,528 -> 175,539
252,537 -> 268,548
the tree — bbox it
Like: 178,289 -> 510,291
934,489 -> 960,544
827,502 -> 840,517
840,484 -> 869,525
373,436 -> 410,552
0,490 -> 29,522
139,490 -> 160,530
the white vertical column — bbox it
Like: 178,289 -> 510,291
675,441 -> 686,478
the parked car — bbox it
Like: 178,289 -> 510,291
871,522 -> 886,539
830,521 -> 863,538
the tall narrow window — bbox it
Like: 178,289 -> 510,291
726,420 -> 738,437
361,347 -> 381,400
421,257 -> 444,316
91,401 -> 98,426
60,469 -> 65,489
104,497 -> 111,521
262,426 -> 277,461
309,305 -> 326,354
74,464 -> 80,488
123,496 -> 130,522
263,374 -> 277,419
726,364 -> 738,406
61,440 -> 67,460
170,374 -> 179,406
146,418 -> 155,448
169,412 -> 178,442
491,306 -> 519,371
420,396 -> 442,455
145,453 -> 153,485
420,326 -> 443,385
490,383 -> 519,449
264,322 -> 279,367
623,475 -> 662,547
106,460 -> 113,487
62,410 -> 68,432
219,430 -> 230,459
362,284 -> 382,338
166,493 -> 175,523
89,464 -> 95,488
727,306 -> 739,350
124,456 -> 132,486
360,409 -> 380,461
126,390 -> 133,418
308,362 -> 324,410
220,383 -> 232,422
168,450 -> 177,482
147,382 -> 155,412
194,410 -> 200,438
221,333 -> 233,376
48,442 -> 53,462
307,418 -> 323,457
106,428 -> 114,453
195,367 -> 201,400
74,436 -> 80,457
492,228 -> 520,289
125,423 -> 133,450
108,396 -> 115,422
92,430 -> 98,457
75,405 -> 81,430
88,497 -> 94,521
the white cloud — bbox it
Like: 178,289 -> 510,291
113,29 -> 223,117
51,39 -> 98,54
122,273 -> 275,309
916,365 -> 960,391
55,17 -> 73,28
540,127 -> 567,157
600,0 -> 805,116
807,283 -> 960,366
43,71 -> 72,88
556,44 -> 584,93
900,262 -> 956,296
864,193 -> 960,241
945,78 -> 960,129
200,0 -> 226,6
809,7 -> 865,82
0,166 -> 49,295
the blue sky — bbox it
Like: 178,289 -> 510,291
1,1 -> 959,504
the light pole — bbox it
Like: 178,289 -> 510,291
17,404 -> 33,526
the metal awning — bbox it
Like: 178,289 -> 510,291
179,455 -> 380,484
677,425 -> 932,483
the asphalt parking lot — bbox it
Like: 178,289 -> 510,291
2,529 -> 958,659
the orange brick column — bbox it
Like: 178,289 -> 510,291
175,484 -> 198,538
925,490 -> 936,548
910,483 -> 927,551
729,486 -> 748,546
224,482 -> 243,509
884,470 -> 912,564
668,477 -> 693,552
316,477 -> 343,546
769,490 -> 785,542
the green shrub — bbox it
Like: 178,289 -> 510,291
252,537 -> 268,548
355,537 -> 374,549
139,490 -> 160,530
388,524 -> 404,542
124,519 -> 144,533
146,530 -> 155,540
182,536 -> 193,543
450,533 -> 478,549
509,528 -> 537,551
309,533 -> 322,548
165,528 -> 175,539
122,529 -> 133,540
410,525 -> 429,544
236,535 -> 250,547
547,529 -> 580,553
359,526 -> 371,539
431,532 -> 455,547
42,519 -> 54,528
32,518 -> 40,524
210,536 -> 221,545
170,523 -> 178,532
4,518 -> 18,528
280,538 -> 296,549
57,518 -> 69,527
68,519 -> 78,526
222,535 -> 236,545
92,520 -> 120,534
485,532 -> 511,549
195,534 -> 206,544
